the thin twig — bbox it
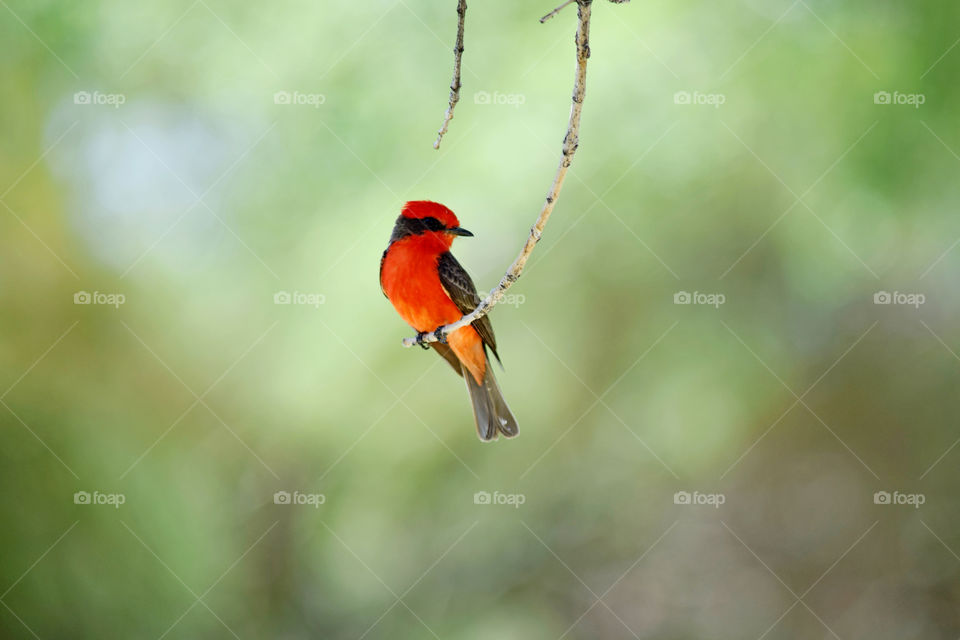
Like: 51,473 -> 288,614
540,0 -> 574,22
433,0 -> 467,150
404,0 -> 594,348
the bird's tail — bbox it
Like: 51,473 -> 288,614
463,364 -> 519,441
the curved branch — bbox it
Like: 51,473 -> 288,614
433,0 -> 467,150
404,0 -> 593,348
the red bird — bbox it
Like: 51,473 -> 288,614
380,201 -> 519,441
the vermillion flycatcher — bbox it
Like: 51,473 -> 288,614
380,201 -> 519,441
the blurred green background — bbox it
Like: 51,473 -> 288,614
2,0 -> 959,637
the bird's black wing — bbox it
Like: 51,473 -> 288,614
436,251 -> 500,363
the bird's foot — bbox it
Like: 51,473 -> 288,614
415,331 -> 431,350
415,327 -> 448,348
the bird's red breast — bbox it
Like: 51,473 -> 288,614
381,232 -> 487,384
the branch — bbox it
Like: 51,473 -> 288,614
540,0 -> 574,22
404,0 -> 594,348
433,0 -> 467,150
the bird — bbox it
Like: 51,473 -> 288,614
380,200 -> 519,441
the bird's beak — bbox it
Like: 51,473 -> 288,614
448,227 -> 474,237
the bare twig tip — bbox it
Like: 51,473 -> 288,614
540,0 -> 575,22
433,0 -> 468,150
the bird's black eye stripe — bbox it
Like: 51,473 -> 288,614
390,215 -> 448,243
422,217 -> 445,232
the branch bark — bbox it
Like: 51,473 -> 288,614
404,0 -> 594,348
433,0 -> 467,150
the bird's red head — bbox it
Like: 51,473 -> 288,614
401,201 -> 461,228
389,201 -> 473,253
